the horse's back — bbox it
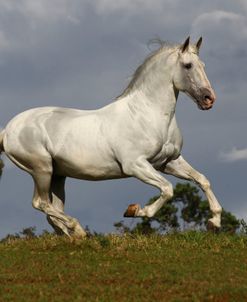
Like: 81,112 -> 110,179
3,106 -> 91,162
3,106 -> 123,179
4,107 -> 86,152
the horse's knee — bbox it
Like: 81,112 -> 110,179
198,174 -> 211,191
161,183 -> 173,200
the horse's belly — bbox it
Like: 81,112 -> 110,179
53,152 -> 124,180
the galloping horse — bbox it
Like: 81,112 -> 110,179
0,37 -> 222,238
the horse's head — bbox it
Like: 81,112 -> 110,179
173,37 -> 216,110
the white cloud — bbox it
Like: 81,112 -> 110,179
0,0 -> 83,24
220,147 -> 247,162
22,0 -> 82,23
191,10 -> 247,53
92,0 -> 164,15
191,10 -> 246,33
0,0 -> 84,55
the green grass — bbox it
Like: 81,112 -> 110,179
0,232 -> 247,301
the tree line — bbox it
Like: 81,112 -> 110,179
1,182 -> 246,241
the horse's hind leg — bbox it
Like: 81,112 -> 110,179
47,175 -> 66,235
32,170 -> 87,238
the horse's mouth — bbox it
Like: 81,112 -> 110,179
197,97 -> 214,110
189,96 -> 214,111
187,89 -> 216,111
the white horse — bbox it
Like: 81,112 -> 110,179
0,37 -> 222,238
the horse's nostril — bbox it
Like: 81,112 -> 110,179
205,95 -> 213,103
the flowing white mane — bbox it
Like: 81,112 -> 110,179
116,43 -> 174,99
117,41 -> 198,100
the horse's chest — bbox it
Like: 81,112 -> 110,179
149,125 -> 182,167
150,142 -> 180,166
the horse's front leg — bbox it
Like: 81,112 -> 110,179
163,155 -> 222,229
122,157 -> 173,218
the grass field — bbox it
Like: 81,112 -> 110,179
0,232 -> 247,301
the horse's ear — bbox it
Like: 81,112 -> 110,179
196,37 -> 202,53
181,36 -> 190,53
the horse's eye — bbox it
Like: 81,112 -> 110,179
184,63 -> 192,69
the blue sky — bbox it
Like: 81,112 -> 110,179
0,0 -> 246,237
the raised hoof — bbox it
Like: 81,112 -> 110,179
207,221 -> 220,233
124,204 -> 140,217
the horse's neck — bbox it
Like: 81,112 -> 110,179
126,69 -> 178,121
124,51 -> 178,120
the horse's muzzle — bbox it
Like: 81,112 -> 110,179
198,87 -> 216,110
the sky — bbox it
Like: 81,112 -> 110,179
0,0 -> 246,237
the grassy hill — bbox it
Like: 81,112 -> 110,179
0,232 -> 247,301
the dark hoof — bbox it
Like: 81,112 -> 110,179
124,204 -> 140,217
207,221 -> 220,233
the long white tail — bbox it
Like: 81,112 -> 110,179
0,130 -> 5,177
